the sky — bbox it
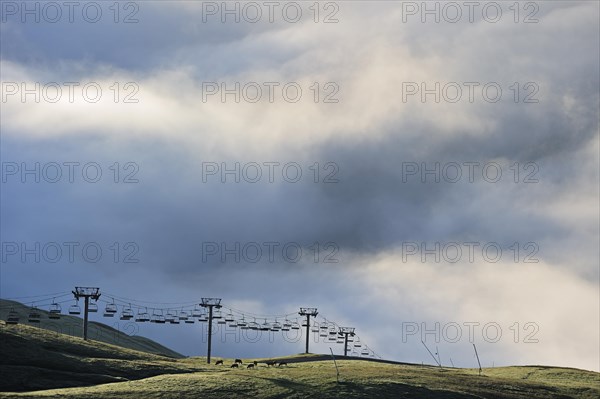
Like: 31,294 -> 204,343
1,1 -> 599,371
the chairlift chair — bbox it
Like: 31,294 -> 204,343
178,309 -> 189,321
248,318 -> 260,330
121,305 -> 134,320
237,316 -> 247,328
7,309 -> 19,324
165,309 -> 177,322
28,306 -> 41,323
49,301 -> 62,319
224,312 -> 234,322
271,320 -> 282,331
68,301 -> 81,315
136,308 -> 150,322
192,305 -> 203,318
291,320 -> 300,330
104,300 -> 118,317
88,302 -> 98,313
259,319 -> 271,331
151,309 -> 166,324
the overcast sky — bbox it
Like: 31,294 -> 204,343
1,1 -> 599,371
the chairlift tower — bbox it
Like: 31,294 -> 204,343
72,287 -> 101,340
200,298 -> 222,364
338,327 -> 355,357
298,307 -> 318,354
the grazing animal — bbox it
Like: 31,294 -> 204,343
215,360 -> 223,365
278,361 -> 288,367
234,358 -> 243,364
253,361 -> 258,366
247,363 -> 255,369
266,361 -> 277,367
230,363 -> 239,368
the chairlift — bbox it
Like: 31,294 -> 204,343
28,306 -> 41,323
104,300 -> 118,317
291,320 -> 300,330
121,304 -> 134,320
136,308 -> 150,322
319,330 -> 328,338
237,316 -> 247,328
151,309 -> 166,324
178,309 -> 189,321
224,312 -> 234,322
259,319 -> 271,331
361,348 -> 369,356
271,320 -> 282,331
212,309 -> 222,319
301,319 -> 309,327
68,301 -> 81,315
49,300 -> 62,320
165,309 -> 177,322
248,318 -> 260,330
311,324 -> 319,333
353,336 -> 362,348
7,309 -> 19,324
88,301 -> 98,313
198,311 -> 208,322
192,305 -> 203,318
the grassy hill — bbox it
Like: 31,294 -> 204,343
0,322 -> 598,398
0,299 -> 182,358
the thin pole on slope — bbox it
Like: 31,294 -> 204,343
421,340 -> 441,367
473,344 -> 482,376
329,347 -> 340,383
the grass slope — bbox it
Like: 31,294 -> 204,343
0,322 -> 205,392
1,322 -> 598,398
0,299 -> 183,358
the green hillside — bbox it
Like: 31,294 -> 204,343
0,299 -> 183,358
0,321 -> 598,398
